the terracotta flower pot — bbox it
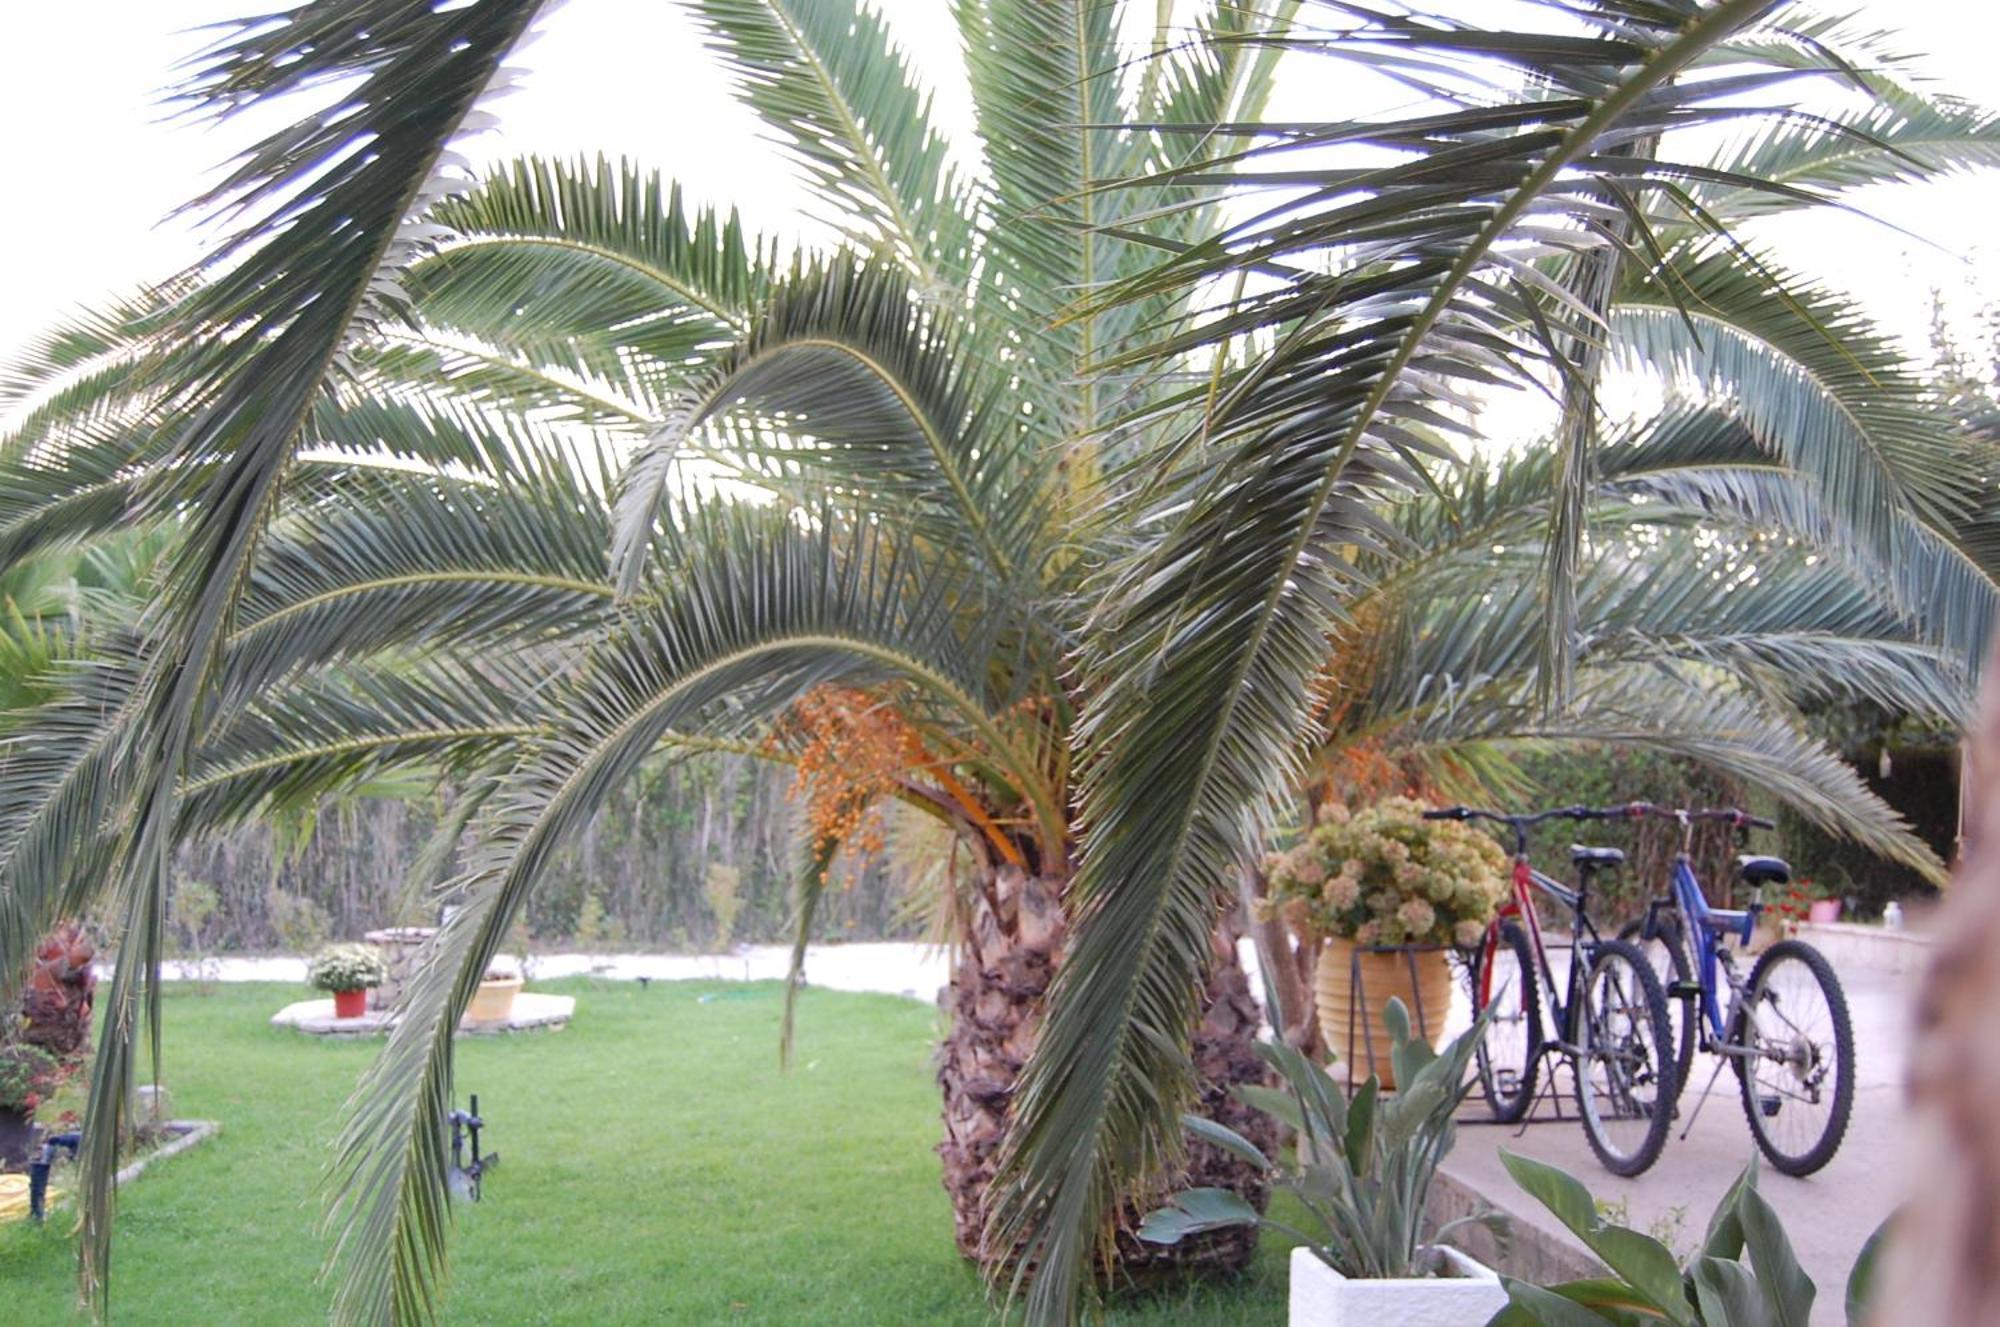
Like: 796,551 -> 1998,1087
331,988 -> 369,1020
1314,938 -> 1451,1089
467,973 -> 523,1023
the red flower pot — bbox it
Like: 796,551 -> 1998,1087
332,988 -> 368,1019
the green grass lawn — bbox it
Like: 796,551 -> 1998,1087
0,979 -> 1291,1324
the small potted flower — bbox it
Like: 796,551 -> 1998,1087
307,943 -> 388,1019
1263,796 -> 1507,1085
1804,879 -> 1843,925
467,957 -> 523,1023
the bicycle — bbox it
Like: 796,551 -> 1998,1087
1424,805 -> 1677,1176
1617,805 -> 1855,1176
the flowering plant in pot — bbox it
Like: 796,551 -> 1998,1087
1141,999 -> 1508,1326
306,944 -> 388,1019
1802,879 -> 1844,925
1264,796 -> 1506,1083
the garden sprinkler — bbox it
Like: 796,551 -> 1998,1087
447,1095 -> 497,1202
28,1131 -> 80,1222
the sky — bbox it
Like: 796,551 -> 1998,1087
2,0 -> 1998,380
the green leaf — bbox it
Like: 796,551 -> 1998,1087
1738,1186 -> 1815,1327
1345,1077 -> 1379,1173
1845,1214 -> 1892,1327
1230,1083 -> 1305,1136
1136,1187 -> 1260,1245
1499,1150 -> 1601,1238
1702,1159 -> 1760,1262
1693,1257 -> 1773,1327
1495,1277 -> 1625,1327
1180,1113 -> 1270,1172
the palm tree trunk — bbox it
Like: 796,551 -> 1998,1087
936,865 -> 1274,1276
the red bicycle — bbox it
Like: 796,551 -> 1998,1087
1426,804 -> 1676,1177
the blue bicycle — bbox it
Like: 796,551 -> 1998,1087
1619,805 -> 1855,1176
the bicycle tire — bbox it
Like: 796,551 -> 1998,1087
1575,937 -> 1676,1177
1618,912 -> 1697,1099
1471,921 -> 1541,1122
1731,938 -> 1854,1177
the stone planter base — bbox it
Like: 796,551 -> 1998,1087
271,992 -> 574,1037
1289,1245 -> 1506,1326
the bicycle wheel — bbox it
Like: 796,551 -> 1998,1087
1731,939 -> 1854,1176
1575,938 -> 1676,1177
1470,921 -> 1541,1122
1618,912 -> 1697,1099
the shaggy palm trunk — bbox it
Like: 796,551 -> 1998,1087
936,865 -> 1275,1277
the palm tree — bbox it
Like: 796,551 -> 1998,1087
985,7 -> 2000,1321
1,3 -> 1994,1324
4,0 -> 1311,1312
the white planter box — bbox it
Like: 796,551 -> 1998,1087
1290,1245 -> 1508,1326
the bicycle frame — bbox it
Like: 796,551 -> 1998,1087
1486,849 -> 1602,1051
1666,855 -> 1758,1042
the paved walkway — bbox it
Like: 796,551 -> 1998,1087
160,942 -> 959,999
1439,960 -> 1913,1325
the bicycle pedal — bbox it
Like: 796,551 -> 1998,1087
1668,981 -> 1702,1000
1758,1093 -> 1780,1118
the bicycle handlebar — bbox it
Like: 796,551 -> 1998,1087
1421,803 -> 1643,827
1422,803 -> 1774,830
1621,803 -> 1775,830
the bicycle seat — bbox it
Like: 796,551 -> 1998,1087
1736,854 -> 1791,886
1569,844 -> 1625,868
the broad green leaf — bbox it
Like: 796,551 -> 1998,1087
1845,1214 -> 1892,1327
1693,1257 -> 1773,1327
1739,1186 -> 1815,1327
1180,1113 -> 1271,1172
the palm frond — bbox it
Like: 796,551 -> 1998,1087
693,0 -> 975,294
1389,667 -> 1944,883
325,501 -> 1031,1323
611,259 -> 1044,596
413,154 -> 780,385
1603,406 -> 2000,675
958,0 -> 1126,426
1616,240 -> 1976,540
224,465 -> 613,707
79,0 -> 551,1305
1694,81 -> 2000,221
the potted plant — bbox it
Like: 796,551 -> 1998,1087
1264,796 -> 1507,1085
1141,999 -> 1508,1326
467,957 -> 523,1023
307,943 -> 388,1019
1804,879 -> 1844,925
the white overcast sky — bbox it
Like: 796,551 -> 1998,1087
3,0 -> 1997,373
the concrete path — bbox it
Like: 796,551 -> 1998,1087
1439,960 -> 1914,1324
157,942 -> 959,1000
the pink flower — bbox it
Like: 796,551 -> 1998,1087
1395,898 -> 1436,937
